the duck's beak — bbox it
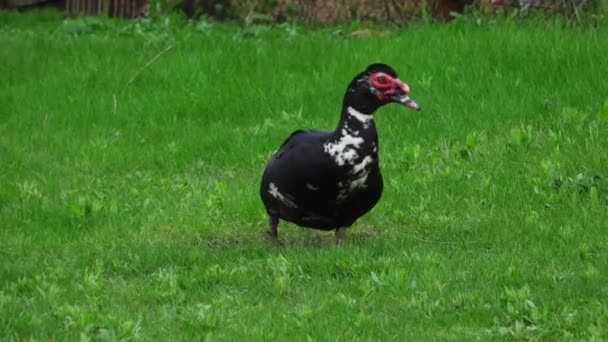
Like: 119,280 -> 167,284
393,93 -> 420,110
391,79 -> 421,111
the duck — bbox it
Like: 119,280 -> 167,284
260,63 -> 420,244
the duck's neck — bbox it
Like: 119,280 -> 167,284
336,106 -> 377,138
335,85 -> 381,140
331,106 -> 379,159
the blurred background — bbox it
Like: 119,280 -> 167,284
1,0 -> 604,23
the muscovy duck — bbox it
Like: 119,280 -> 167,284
260,64 -> 420,244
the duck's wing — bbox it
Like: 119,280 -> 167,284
275,129 -> 328,150
266,129 -> 337,183
261,129 -> 341,210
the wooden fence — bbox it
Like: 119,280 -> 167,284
2,0 -> 48,8
64,0 -> 148,17
1,0 -> 148,17
1,0 -> 595,20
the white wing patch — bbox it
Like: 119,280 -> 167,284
337,155 -> 375,200
268,182 -> 297,208
323,133 -> 364,166
306,183 -> 319,191
352,155 -> 373,174
349,173 -> 369,191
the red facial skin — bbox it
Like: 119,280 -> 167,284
369,72 -> 411,101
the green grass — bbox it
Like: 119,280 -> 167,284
1,9 -> 608,340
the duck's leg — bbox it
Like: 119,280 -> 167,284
267,215 -> 279,240
335,227 -> 347,245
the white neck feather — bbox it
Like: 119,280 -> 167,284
347,106 -> 373,123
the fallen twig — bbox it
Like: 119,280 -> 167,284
127,44 -> 174,86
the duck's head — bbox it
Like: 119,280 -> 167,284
344,63 -> 420,114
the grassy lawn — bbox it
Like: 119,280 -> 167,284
1,9 -> 608,340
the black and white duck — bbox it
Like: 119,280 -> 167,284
260,63 -> 420,244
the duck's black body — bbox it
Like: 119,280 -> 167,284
260,64 -> 420,243
261,120 -> 383,230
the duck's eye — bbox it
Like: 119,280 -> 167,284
377,76 -> 387,84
